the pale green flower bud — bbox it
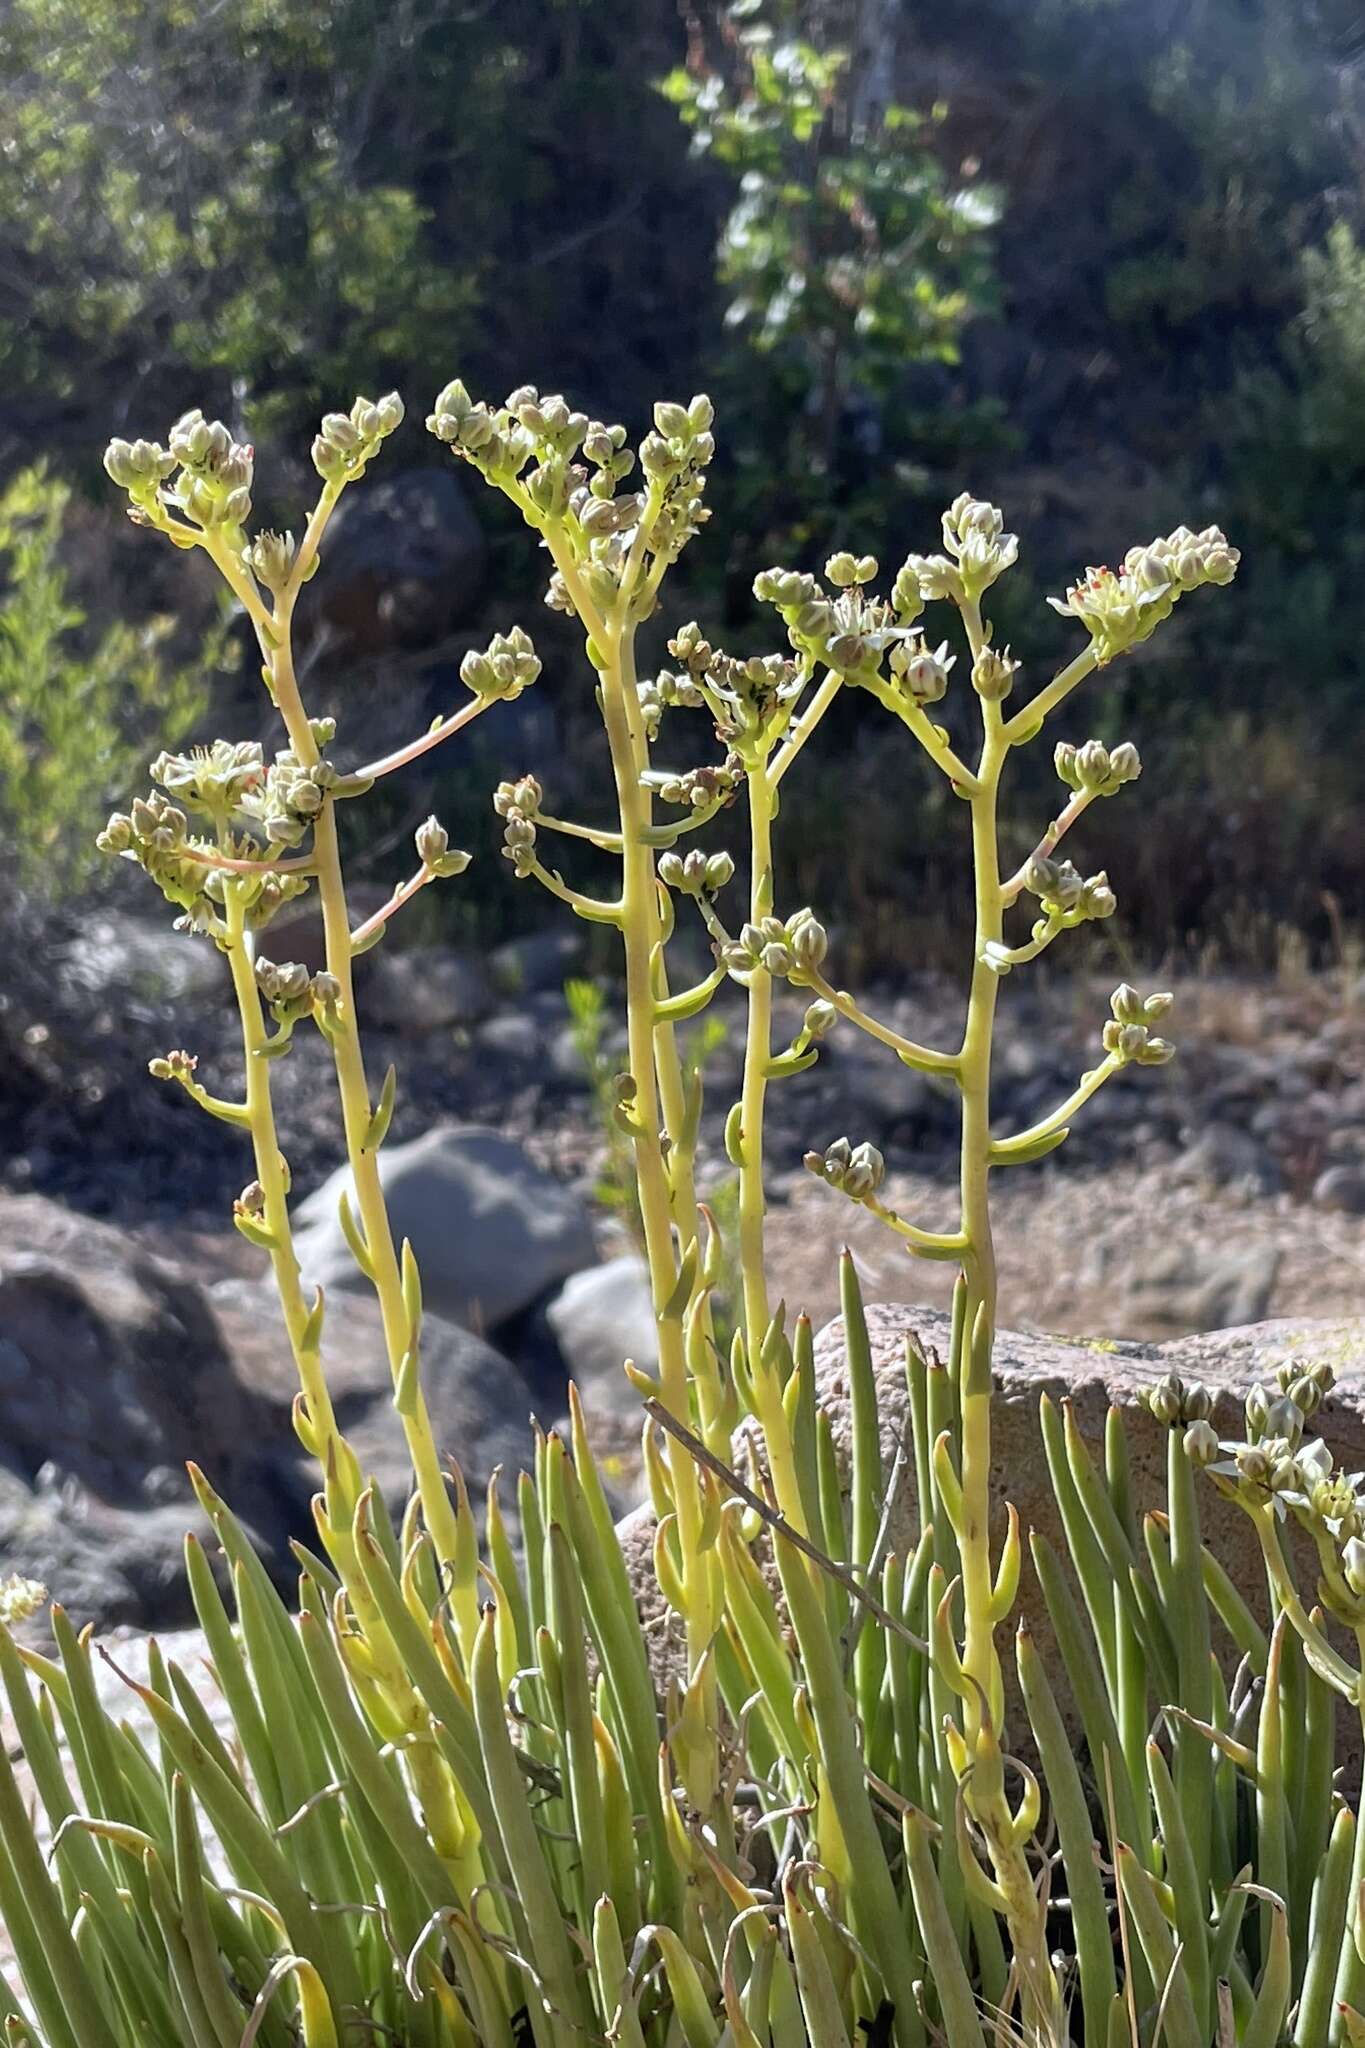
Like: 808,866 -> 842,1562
825,551 -> 859,587
971,644 -> 1018,701
243,530 -> 297,590
311,972 -> 342,1007
687,394 -> 714,433
891,559 -> 925,622
1235,1446 -> 1272,1486
892,635 -> 955,704
312,435 -> 348,482
785,907 -> 828,972
705,852 -> 735,892
320,412 -> 362,452
1144,1374 -> 1184,1426
416,815 -> 449,867
1184,1420 -> 1219,1467
844,1142 -> 886,1198
653,401 -> 691,439
802,999 -> 838,1040
1343,1538 -> 1365,1598
1183,1383 -> 1213,1423
97,812 -> 134,854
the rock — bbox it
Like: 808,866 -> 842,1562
1313,1163 -> 1365,1215
57,910 -> 222,1008
211,1280 -> 540,1514
474,1013 -> 543,1064
290,1125 -> 597,1334
252,885 -> 391,977
546,1255 -> 657,1391
364,946 -> 494,1033
312,469 -> 486,653
0,1195 -> 293,1628
1118,1244 -> 1280,1334
0,1197 -> 275,1508
1173,1122 -> 1281,1196
488,930 -> 585,998
620,1297 -> 1365,1737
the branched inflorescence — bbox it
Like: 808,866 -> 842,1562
1,377 -> 1289,2048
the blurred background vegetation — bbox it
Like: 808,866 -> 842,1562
3,0 -> 1364,970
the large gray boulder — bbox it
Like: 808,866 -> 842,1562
546,1254 -> 657,1391
290,1125 -> 596,1335
620,1298 -> 1365,1726
0,1196 -> 290,1627
212,1279 -> 540,1514
0,1194 -> 544,1632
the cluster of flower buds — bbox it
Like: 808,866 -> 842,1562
752,563 -> 898,685
414,815 -> 471,879
803,1136 -> 886,1200
1102,984 -> 1174,1065
0,1573 -> 48,1625
254,748 -> 341,847
311,394 -> 404,486
1141,1373 -> 1222,1468
889,632 -> 955,706
658,848 -> 735,897
1023,855 -> 1117,926
1201,1360 -> 1349,1551
825,552 -> 878,588
720,907 -> 828,980
493,775 -> 541,878
637,666 -> 705,740
427,379 -> 515,466
638,396 -> 715,560
1048,525 -> 1239,664
99,790 -> 213,922
898,494 -> 1020,610
105,409 -> 256,538
242,530 -> 313,594
148,740 -> 265,820
254,957 -> 340,1023
1055,738 -> 1141,796
653,758 -> 744,811
460,627 -> 541,703
148,1047 -> 200,1085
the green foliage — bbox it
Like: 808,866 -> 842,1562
563,975 -> 642,1242
0,464 -> 218,898
658,0 -> 998,554
3,364 -> 1341,2048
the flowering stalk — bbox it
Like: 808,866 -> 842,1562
102,402 -> 487,1618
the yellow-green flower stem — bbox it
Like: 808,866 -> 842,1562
950,622 -> 1066,2042
799,966 -> 958,1076
1002,645 -> 1097,744
220,882 -> 355,1528
206,525 -> 465,1612
989,1054 -> 1121,1163
1000,787 -> 1098,908
207,528 -> 488,1889
534,523 -> 722,1725
738,764 -> 776,1354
